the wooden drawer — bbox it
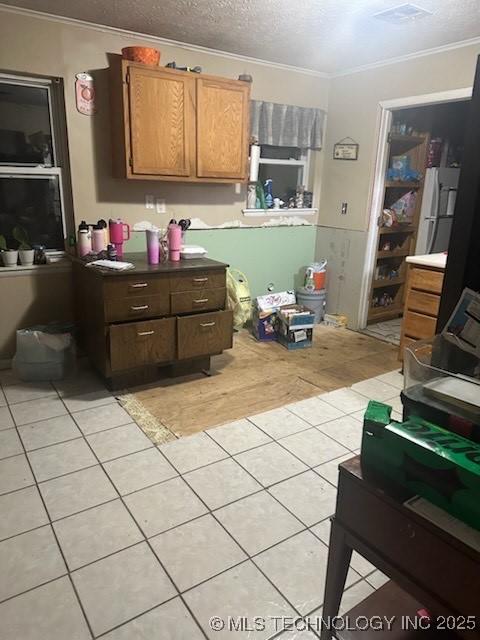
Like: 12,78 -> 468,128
109,317 -> 175,371
171,288 -> 226,315
170,270 -> 225,292
337,475 -> 480,618
104,274 -> 170,299
410,267 -> 444,295
177,310 -> 233,360
105,295 -> 170,322
406,289 -> 440,317
403,310 -> 437,340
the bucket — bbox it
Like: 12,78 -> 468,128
296,288 -> 327,324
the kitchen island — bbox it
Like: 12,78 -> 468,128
399,252 -> 447,360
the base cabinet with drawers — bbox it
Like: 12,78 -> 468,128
399,261 -> 445,360
73,255 -> 233,388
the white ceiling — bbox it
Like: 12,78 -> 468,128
2,0 -> 480,74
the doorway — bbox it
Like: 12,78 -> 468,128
359,88 -> 472,345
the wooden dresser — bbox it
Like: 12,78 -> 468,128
399,254 -> 446,360
73,255 -> 232,388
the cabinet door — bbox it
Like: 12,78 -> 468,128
196,78 -> 249,180
128,66 -> 195,176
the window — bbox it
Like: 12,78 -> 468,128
0,74 -> 70,250
258,145 -> 311,206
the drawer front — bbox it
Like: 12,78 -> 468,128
177,310 -> 233,360
109,318 -> 175,371
407,289 -> 440,317
105,295 -> 170,322
171,288 -> 226,315
403,310 -> 437,340
337,476 -> 480,617
170,270 -> 226,293
104,275 -> 170,299
410,267 -> 444,295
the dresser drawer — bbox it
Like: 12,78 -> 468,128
104,275 -> 170,299
406,289 -> 440,317
170,270 -> 225,292
403,310 -> 437,340
171,288 -> 226,315
410,267 -> 444,294
177,310 -> 233,360
337,475 -> 480,618
105,295 -> 170,323
109,318 -> 175,372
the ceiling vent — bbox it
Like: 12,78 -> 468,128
373,3 -> 433,23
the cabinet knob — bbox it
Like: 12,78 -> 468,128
200,321 -> 216,328
137,330 -> 155,336
130,282 -> 148,289
193,277 -> 208,283
193,298 -> 209,304
131,305 -> 149,311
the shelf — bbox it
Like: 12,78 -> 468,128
242,208 -> 317,217
372,277 -> 405,288
385,181 -> 421,189
377,249 -> 410,259
378,226 -> 415,235
368,304 -> 403,321
389,134 -> 426,144
335,580 -> 459,640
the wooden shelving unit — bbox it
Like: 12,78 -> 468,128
367,132 -> 429,324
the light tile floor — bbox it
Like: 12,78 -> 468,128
0,364 -> 402,639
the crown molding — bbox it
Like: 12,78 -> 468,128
331,35 -> 480,78
2,3 -> 480,81
0,3 -> 328,78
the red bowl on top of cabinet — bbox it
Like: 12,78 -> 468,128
121,46 -> 160,65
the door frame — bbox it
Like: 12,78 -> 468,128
358,87 -> 473,329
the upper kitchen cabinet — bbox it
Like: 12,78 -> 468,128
109,58 -> 250,183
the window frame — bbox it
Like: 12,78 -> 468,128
0,72 -> 70,250
258,147 -> 311,190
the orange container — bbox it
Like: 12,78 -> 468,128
313,270 -> 326,290
121,46 -> 160,66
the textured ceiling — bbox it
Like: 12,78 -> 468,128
2,0 -> 480,73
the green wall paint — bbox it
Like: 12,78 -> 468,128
125,226 -> 316,298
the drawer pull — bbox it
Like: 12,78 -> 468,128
193,277 -> 208,283
131,305 -> 149,311
137,330 -> 155,336
200,321 -> 216,328
193,298 -> 209,304
130,282 -> 148,289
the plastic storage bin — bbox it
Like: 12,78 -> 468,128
13,323 -> 76,381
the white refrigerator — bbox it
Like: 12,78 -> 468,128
415,167 -> 460,255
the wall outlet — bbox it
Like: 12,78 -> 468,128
341,202 -> 348,215
145,194 -> 154,209
156,198 -> 166,214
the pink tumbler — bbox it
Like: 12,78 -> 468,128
168,224 -> 182,262
108,219 -> 130,258
146,229 -> 160,265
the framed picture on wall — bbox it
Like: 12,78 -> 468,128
333,138 -> 359,160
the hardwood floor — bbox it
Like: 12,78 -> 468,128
129,326 -> 400,437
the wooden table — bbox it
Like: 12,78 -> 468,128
321,457 -> 480,640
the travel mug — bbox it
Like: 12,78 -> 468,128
168,224 -> 182,262
146,229 -> 160,265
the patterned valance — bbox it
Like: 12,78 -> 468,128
250,100 -> 326,149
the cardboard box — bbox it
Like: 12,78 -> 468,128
252,291 -> 296,341
277,304 -> 315,329
361,400 -> 480,530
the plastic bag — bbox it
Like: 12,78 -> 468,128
226,268 -> 252,331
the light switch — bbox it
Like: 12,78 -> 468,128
145,195 -> 154,209
156,198 -> 166,214
341,202 -> 348,215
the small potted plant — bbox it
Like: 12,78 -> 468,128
0,234 -> 19,267
13,227 -> 34,266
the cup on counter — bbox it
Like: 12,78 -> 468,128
168,224 -> 182,262
146,229 -> 160,265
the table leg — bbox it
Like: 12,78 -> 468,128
320,518 -> 352,640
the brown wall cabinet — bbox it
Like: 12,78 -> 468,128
110,58 -> 250,183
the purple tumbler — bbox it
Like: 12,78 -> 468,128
146,229 -> 160,265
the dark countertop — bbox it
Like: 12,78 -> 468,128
73,253 -> 228,277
